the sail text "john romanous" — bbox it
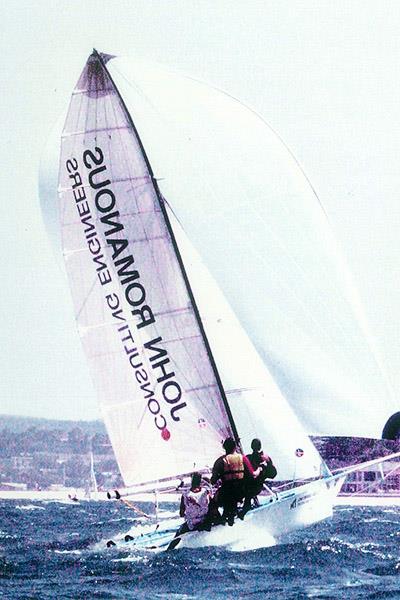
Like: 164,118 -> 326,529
64,148 -> 187,439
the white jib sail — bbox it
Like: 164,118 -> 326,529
105,58 -> 396,440
58,52 -> 234,487
166,203 -> 324,481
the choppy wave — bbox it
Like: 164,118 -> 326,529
15,503 -> 46,511
1,499 -> 400,599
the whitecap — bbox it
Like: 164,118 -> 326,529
111,555 -> 150,564
15,504 -> 45,511
333,537 -> 394,560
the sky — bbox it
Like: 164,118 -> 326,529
1,1 -> 400,421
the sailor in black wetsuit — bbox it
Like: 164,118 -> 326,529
239,438 -> 277,518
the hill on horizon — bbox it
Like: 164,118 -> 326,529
0,414 -> 106,435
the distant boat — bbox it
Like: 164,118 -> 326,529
55,50 -> 400,550
84,450 -> 99,500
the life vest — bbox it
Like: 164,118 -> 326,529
183,488 -> 209,530
222,452 -> 244,481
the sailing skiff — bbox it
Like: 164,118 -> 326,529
57,51 -> 396,550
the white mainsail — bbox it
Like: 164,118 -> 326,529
59,52 -> 234,487
58,51 -> 325,487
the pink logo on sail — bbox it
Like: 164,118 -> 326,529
161,428 -> 171,441
198,418 -> 206,429
295,448 -> 304,457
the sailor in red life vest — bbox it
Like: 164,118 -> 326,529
239,438 -> 277,519
211,437 -> 261,526
177,472 -> 212,536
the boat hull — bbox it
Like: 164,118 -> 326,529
180,477 -> 343,551
121,476 -> 344,552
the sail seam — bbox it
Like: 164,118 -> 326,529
99,383 -> 219,406
81,331 -> 206,354
59,176 -> 151,193
63,233 -> 168,255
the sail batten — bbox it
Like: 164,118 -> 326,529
59,177 -> 150,190
62,125 -> 131,137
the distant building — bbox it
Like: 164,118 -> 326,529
12,455 -> 34,470
313,436 -> 400,497
340,460 -> 400,496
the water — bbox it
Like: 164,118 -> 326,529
1,500 -> 400,599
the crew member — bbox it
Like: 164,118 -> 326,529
240,438 -> 277,518
211,437 -> 260,526
167,472 -> 214,550
178,472 -> 212,536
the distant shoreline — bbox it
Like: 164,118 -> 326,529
335,495 -> 400,507
0,489 -> 180,503
0,488 -> 90,501
2,488 -> 399,507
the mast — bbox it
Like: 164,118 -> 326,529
94,50 -> 242,451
